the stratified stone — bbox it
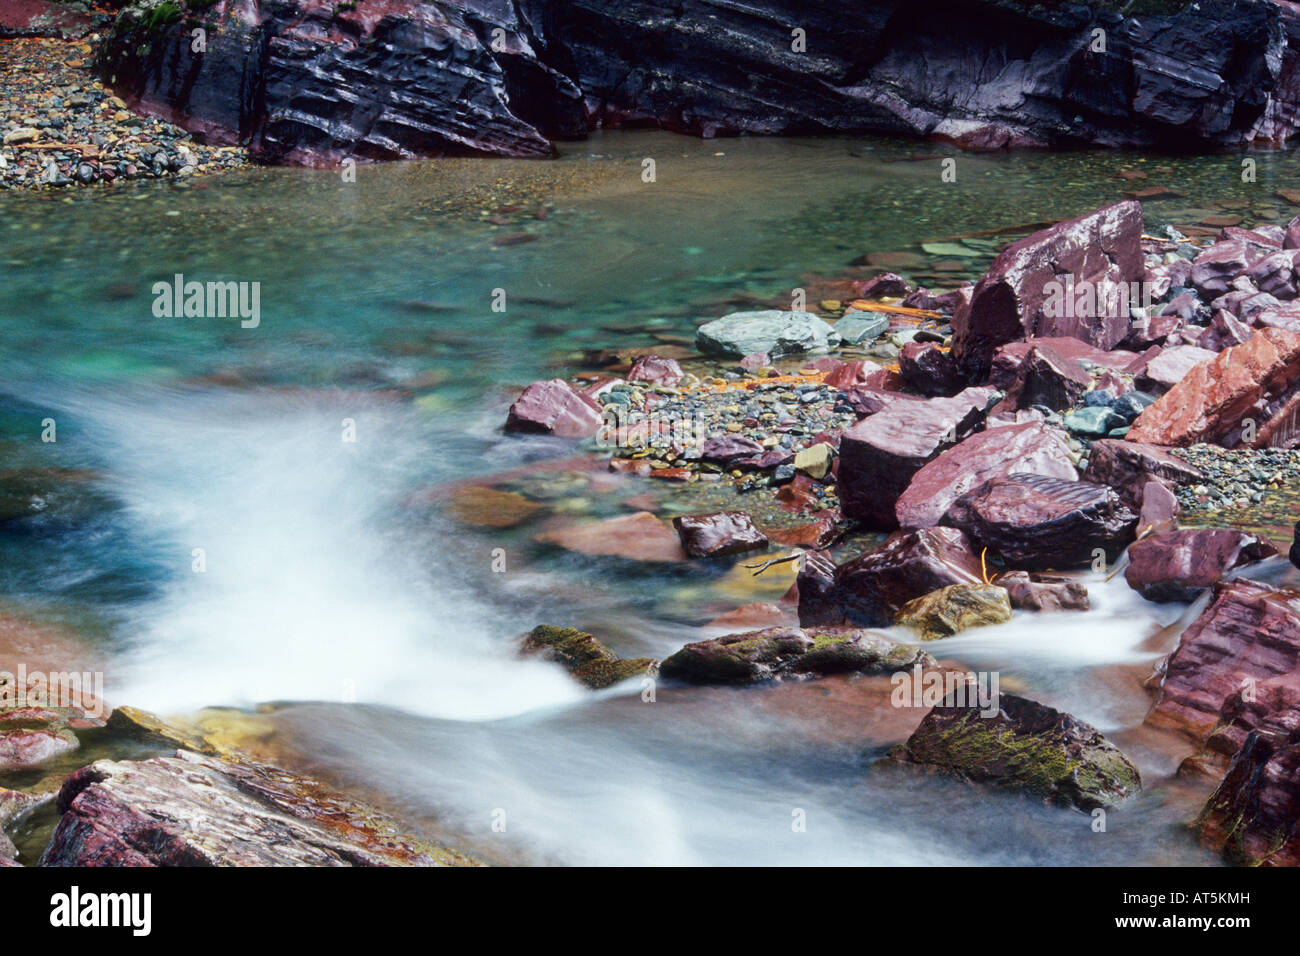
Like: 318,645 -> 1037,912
627,355 -> 683,385
1147,580 -> 1300,744
520,625 -> 656,689
0,707 -> 79,772
945,474 -> 1138,568
895,422 -> 1076,529
952,201 -> 1144,379
997,571 -> 1090,611
695,311 -> 840,358
829,527 -> 985,627
672,512 -> 769,559
1132,344 -> 1218,392
1001,345 -> 1092,411
1081,438 -> 1203,508
838,386 -> 997,528
1127,328 -> 1300,446
39,751 -> 478,866
1189,240 -> 1263,297
1124,529 -> 1278,603
894,583 -> 1012,640
892,693 -> 1141,811
659,626 -> 933,685
504,379 -> 603,438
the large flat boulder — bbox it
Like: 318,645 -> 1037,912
945,474 -> 1137,568
838,387 -> 997,528
951,201 -> 1144,379
535,512 -> 687,563
695,311 -> 839,358
891,693 -> 1141,811
504,379 -> 603,438
40,750 -> 477,866
895,421 -> 1076,529
1126,328 -> 1300,446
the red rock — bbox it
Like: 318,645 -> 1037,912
1001,344 -> 1091,411
700,435 -> 764,463
997,571 -> 1089,611
945,474 -> 1137,568
895,422 -> 1076,529
988,337 -> 1137,390
1126,328 -> 1300,446
626,355 -> 683,385
854,272 -> 911,298
707,602 -> 796,630
1124,529 -> 1278,602
766,516 -> 839,549
1136,479 -> 1179,531
1199,673 -> 1300,866
838,387 -> 997,528
1148,580 -> 1300,744
672,512 -> 769,558
0,707 -> 79,771
1081,439 -> 1203,508
1190,240 -> 1265,297
826,527 -> 984,627
898,342 -> 964,397
41,750 -> 462,866
1243,249 -> 1300,299
1286,213 -> 1300,250
795,550 -> 842,626
822,359 -> 886,391
952,201 -> 1144,378
504,379 -> 603,438
536,512 -> 686,563
1131,344 -> 1217,392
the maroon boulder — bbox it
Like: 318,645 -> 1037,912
899,342 -> 964,397
1124,529 -> 1278,602
895,422 -> 1076,529
838,387 -> 997,528
700,435 -> 764,463
1131,344 -> 1217,392
945,474 -> 1138,568
829,527 -> 984,627
854,272 -> 911,299
504,379 -> 603,438
1002,345 -> 1092,411
672,512 -> 769,559
1147,580 -> 1300,744
1081,438 -> 1203,508
1190,240 -> 1264,298
952,201 -> 1144,378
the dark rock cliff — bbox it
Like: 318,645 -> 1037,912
97,0 -> 1300,163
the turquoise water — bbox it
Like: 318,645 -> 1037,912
4,131 -> 1296,865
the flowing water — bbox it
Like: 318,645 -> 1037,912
4,131 -> 1300,865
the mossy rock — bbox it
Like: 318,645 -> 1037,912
892,692 -> 1141,811
894,583 -> 1012,640
659,626 -> 934,685
521,626 -> 655,690
106,705 -> 217,755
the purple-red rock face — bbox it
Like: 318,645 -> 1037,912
672,512 -> 769,559
504,379 -> 603,438
1199,672 -> 1300,866
699,435 -> 765,464
626,355 -> 683,386
1124,529 -> 1279,603
536,511 -> 686,563
1136,479 -> 1179,532
989,337 -> 1138,390
1000,345 -> 1092,411
899,342 -> 964,397
1126,328 -> 1300,446
1147,580 -> 1300,745
828,527 -> 984,627
945,474 -> 1138,569
795,549 -> 842,626
838,387 -> 997,529
0,707 -> 79,771
1132,344 -> 1217,392
951,202 -> 1144,379
997,571 -> 1089,612
40,750 -> 473,866
658,626 -> 934,686
855,272 -> 910,299
99,0 -> 1300,162
1190,240 -> 1266,297
1081,439 -> 1203,508
895,422 -> 1076,530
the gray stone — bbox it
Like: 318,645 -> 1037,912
696,311 -> 841,359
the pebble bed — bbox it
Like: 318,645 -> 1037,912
1,36 -> 248,189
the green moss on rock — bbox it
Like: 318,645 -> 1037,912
521,626 -> 656,690
894,583 -> 1012,640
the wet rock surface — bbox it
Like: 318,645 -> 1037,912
997,571 -> 1089,612
672,511 -> 769,559
945,474 -> 1138,569
892,693 -> 1142,812
40,749 -> 479,866
520,625 -> 655,689
1124,528 -> 1278,602
659,626 -> 933,686
894,583 -> 1012,640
